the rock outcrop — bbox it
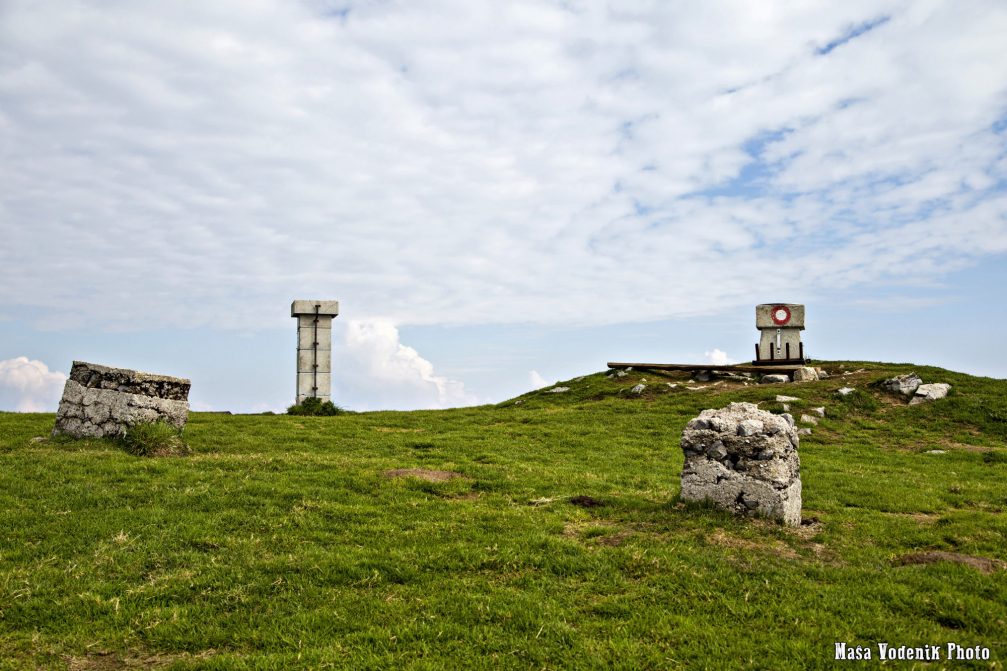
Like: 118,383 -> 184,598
910,383 -> 951,405
680,402 -> 801,526
52,361 -> 190,439
881,373 -> 923,397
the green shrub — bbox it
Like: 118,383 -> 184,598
120,420 -> 190,457
287,396 -> 345,416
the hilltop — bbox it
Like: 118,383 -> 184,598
0,361 -> 1005,669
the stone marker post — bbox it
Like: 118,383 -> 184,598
754,303 -> 806,364
680,402 -> 802,526
291,300 -> 339,404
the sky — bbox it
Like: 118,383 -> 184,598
1,0 -> 1005,413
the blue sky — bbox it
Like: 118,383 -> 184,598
1,0 -> 1005,412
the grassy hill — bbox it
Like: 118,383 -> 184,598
1,361 -> 1005,670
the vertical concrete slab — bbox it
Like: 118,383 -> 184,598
291,300 -> 339,404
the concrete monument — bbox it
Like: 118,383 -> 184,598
754,303 -> 806,364
291,300 -> 339,404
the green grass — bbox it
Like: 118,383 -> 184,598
118,420 -> 191,457
0,361 -> 1005,669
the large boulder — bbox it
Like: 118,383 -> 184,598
680,402 -> 802,526
792,367 -> 819,382
52,361 -> 190,438
909,383 -> 951,405
881,373 -> 922,397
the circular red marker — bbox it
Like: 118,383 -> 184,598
771,305 -> 791,325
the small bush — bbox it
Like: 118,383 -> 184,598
121,421 -> 190,457
287,397 -> 345,416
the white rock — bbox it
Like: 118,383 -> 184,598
792,367 -> 819,382
881,373 -> 923,397
776,395 -> 800,402
925,449 -> 946,454
547,386 -> 570,393
799,414 -> 819,425
811,407 -> 826,418
837,387 -> 855,396
630,383 -> 646,394
909,383 -> 951,405
760,374 -> 790,384
797,428 -> 812,436
737,419 -> 764,436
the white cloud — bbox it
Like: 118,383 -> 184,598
334,320 -> 478,410
529,370 -> 550,390
703,349 -> 733,366
0,1 -> 1004,333
0,357 -> 67,412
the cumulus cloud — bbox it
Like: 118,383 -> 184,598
0,357 -> 66,412
334,320 -> 478,410
703,349 -> 733,366
529,370 -> 550,390
0,1 -> 1005,332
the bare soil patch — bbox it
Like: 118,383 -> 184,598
707,529 -> 800,560
384,468 -> 463,482
896,551 -> 1006,574
569,495 -> 604,508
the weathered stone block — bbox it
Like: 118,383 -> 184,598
680,402 -> 801,526
52,362 -> 190,438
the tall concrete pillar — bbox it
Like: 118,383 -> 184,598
291,300 -> 339,404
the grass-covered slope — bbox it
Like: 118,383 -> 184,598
0,362 -> 1005,670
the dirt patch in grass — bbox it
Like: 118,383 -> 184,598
562,521 -> 631,546
707,529 -> 800,560
374,427 -> 426,433
569,495 -> 604,508
594,530 -> 633,546
68,651 -> 216,670
384,468 -> 464,482
896,551 -> 1007,574
883,512 -> 941,524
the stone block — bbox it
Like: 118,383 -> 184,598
755,304 -> 805,329
680,402 -> 801,526
297,372 -> 331,398
52,362 -> 190,439
291,300 -> 340,317
296,314 -> 336,329
297,326 -> 332,349
297,349 -> 332,373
